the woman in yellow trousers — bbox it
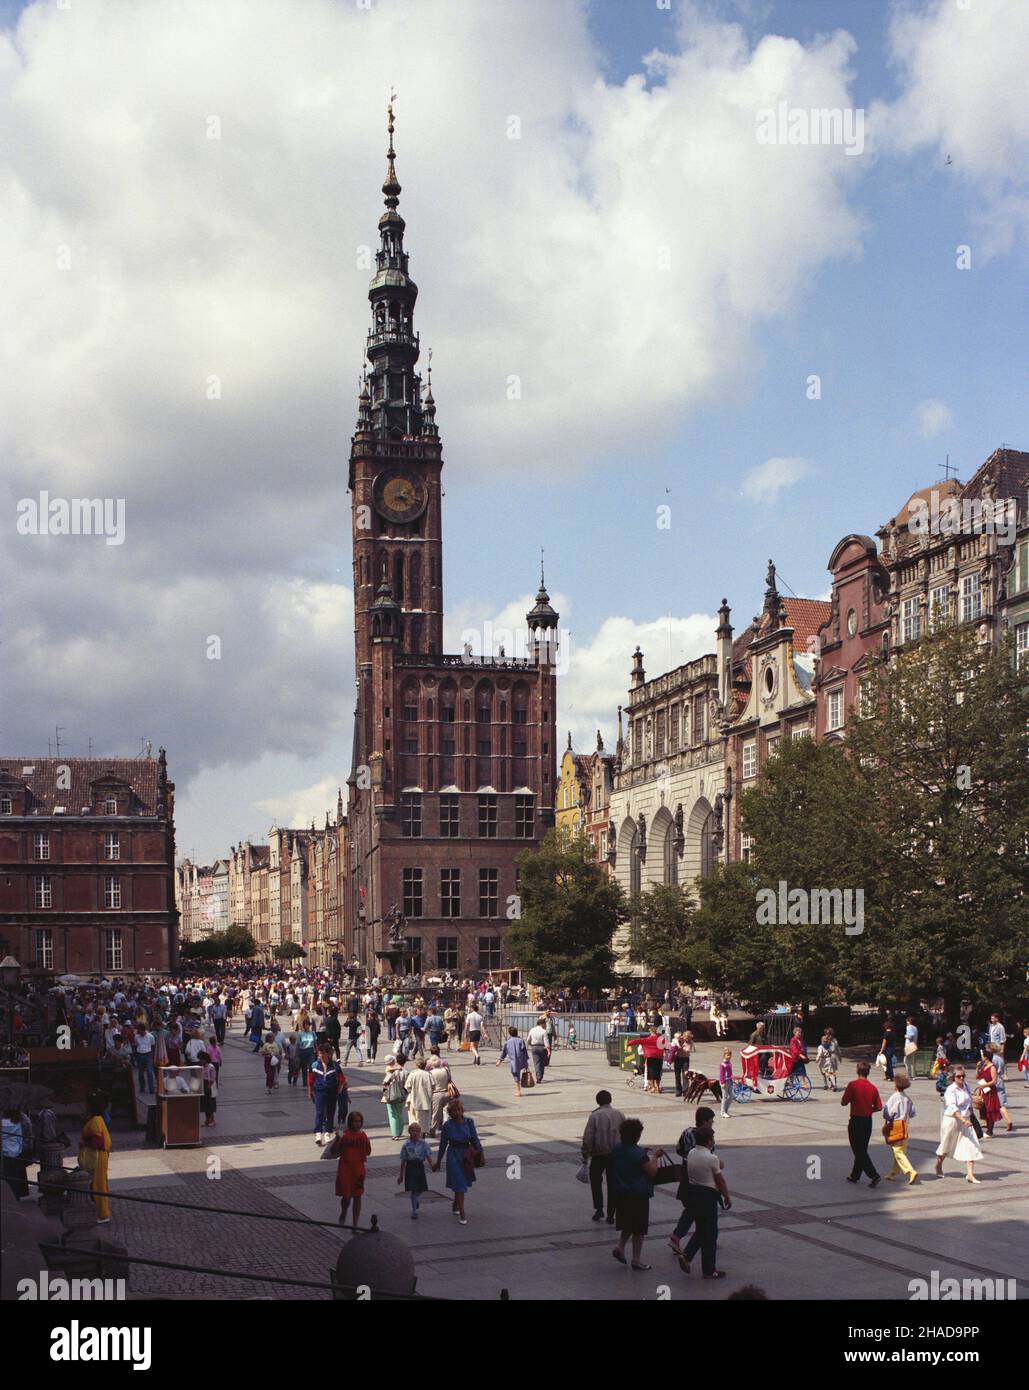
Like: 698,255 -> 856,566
78,1096 -> 113,1223
883,1073 -> 917,1183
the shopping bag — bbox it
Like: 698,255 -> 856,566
575,1161 -> 589,1184
653,1154 -> 683,1185
459,1040 -> 471,1052
520,1068 -> 535,1089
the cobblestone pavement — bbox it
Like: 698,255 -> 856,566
103,1020 -> 1029,1301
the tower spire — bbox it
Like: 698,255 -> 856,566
383,88 -> 401,212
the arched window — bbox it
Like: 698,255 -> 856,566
394,553 -> 404,603
663,821 -> 678,885
409,553 -> 421,606
700,810 -> 718,878
629,828 -> 641,899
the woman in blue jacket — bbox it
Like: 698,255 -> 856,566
496,1027 -> 529,1098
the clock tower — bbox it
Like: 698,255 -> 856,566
346,104 -> 558,979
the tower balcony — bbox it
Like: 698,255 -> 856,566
367,327 -> 420,352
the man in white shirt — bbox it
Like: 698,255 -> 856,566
527,1018 -> 550,1084
988,1014 -> 1006,1052
465,1007 -> 484,1065
682,1128 -> 730,1278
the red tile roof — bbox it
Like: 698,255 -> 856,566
782,598 -> 832,652
0,757 -> 164,815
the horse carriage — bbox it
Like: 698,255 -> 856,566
732,1043 -> 812,1102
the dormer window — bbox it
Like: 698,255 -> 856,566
0,796 -> 11,815
105,798 -> 118,815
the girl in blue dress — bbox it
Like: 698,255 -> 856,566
434,1100 -> 483,1225
398,1122 -> 431,1219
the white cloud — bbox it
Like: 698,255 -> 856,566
741,456 -> 813,504
913,397 -> 954,439
872,0 -> 1029,253
257,777 -> 340,832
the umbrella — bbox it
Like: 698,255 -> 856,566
57,974 -> 82,985
0,1081 -> 56,1111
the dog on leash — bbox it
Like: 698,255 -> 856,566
682,1070 -> 722,1103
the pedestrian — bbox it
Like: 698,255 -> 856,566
198,1050 -> 218,1128
879,1019 -> 896,1081
398,1121 -> 431,1220
719,1048 -> 733,1118
434,1099 -> 483,1225
882,1073 -> 917,1183
206,1036 -> 222,1085
380,1055 -> 407,1140
568,1022 -> 578,1051
580,1089 -> 625,1224
974,1049 -> 1002,1138
365,1009 -> 380,1062
984,1044 -> 1014,1132
248,1002 -> 265,1052
903,1014 -> 919,1067
465,1003 -> 484,1065
496,1026 -> 529,1099
427,1048 -> 454,1136
841,1060 -> 882,1186
284,1033 -> 300,1086
405,1056 -> 434,1134
334,1111 -> 371,1230
1,1108 -> 30,1200
132,1022 -> 156,1094
309,1043 -> 343,1145
935,1066 -> 983,1183
669,1105 -> 717,1263
610,1117 -> 666,1272
78,1095 -> 112,1223
1020,1025 -> 1029,1088
260,1032 -> 282,1092
788,1026 -> 809,1078
670,1032 -> 690,1097
342,1010 -> 365,1067
817,1028 -> 840,1091
679,1126 -> 729,1278
639,1025 -> 665,1094
527,1016 -> 550,1084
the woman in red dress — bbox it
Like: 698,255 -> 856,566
975,1055 -> 1002,1138
335,1110 -> 372,1229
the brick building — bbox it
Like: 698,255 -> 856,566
345,105 -> 558,977
813,535 -> 890,745
0,751 -> 177,975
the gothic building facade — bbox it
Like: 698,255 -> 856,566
345,106 -> 558,977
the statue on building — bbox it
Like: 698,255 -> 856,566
384,903 -> 406,947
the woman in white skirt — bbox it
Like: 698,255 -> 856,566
935,1067 -> 983,1183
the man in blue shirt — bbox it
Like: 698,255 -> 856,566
425,1008 -> 445,1049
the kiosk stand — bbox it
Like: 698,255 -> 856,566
158,1065 -> 202,1147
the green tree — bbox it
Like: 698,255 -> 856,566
845,624 -> 1029,1017
627,882 -> 697,993
273,942 -> 306,962
506,830 -> 622,992
221,924 -> 258,960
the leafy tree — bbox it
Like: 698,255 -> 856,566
221,924 -> 258,960
506,830 -> 622,992
845,624 -> 1029,1018
273,942 -> 306,961
627,882 -> 697,992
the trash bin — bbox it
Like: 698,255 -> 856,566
620,1035 -> 643,1072
909,1048 -> 935,1079
605,1036 -> 621,1067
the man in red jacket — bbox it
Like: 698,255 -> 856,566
841,1061 -> 882,1186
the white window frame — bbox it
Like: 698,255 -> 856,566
35,875 -> 52,908
901,596 -> 921,644
1016,622 -> 1028,671
104,798 -> 118,815
766,735 -> 780,758
0,795 -> 11,815
33,831 -> 50,860
791,721 -> 810,741
960,573 -> 982,623
35,928 -> 54,969
104,929 -> 124,972
826,686 -> 845,732
104,831 -> 120,860
104,875 -> 122,910
740,832 -> 753,864
742,741 -> 757,780
928,584 -> 949,629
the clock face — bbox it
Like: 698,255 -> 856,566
374,469 -> 428,524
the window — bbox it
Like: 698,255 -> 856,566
478,936 -> 502,972
514,794 -> 534,839
742,741 -> 757,779
901,596 -> 921,644
441,703 -> 455,722
104,929 -> 123,972
401,792 -> 422,838
478,867 -> 499,918
512,708 -> 527,724
663,821 -> 678,886
0,795 -> 11,814
693,695 -> 707,744
402,867 -> 423,918
104,832 -> 120,860
740,832 -> 753,865
34,875 -> 52,908
826,687 -> 844,732
700,810 -> 718,878
929,585 -> 949,629
35,928 -> 53,970
477,704 -> 491,723
477,734 -> 491,756
668,704 -> 679,752
403,703 -> 417,722
766,735 -> 780,758
632,720 -> 642,762
440,868 -> 461,919
105,798 -> 117,815
960,573 -> 982,623
439,794 -> 459,837
655,709 -> 666,758
404,735 -> 418,755
436,936 -> 458,970
1016,622 -> 1028,671
629,827 -> 641,900
33,831 -> 50,860
858,678 -> 872,717
791,721 -> 810,741
1013,539 -> 1028,596
478,794 -> 497,838
104,875 -> 122,909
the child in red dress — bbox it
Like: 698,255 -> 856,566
335,1110 -> 372,1230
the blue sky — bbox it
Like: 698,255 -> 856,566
2,0 -> 1026,859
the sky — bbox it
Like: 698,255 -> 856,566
2,0 -> 1026,862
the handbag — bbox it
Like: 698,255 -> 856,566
575,1161 -> 589,1184
459,1040 -> 471,1052
653,1153 -> 683,1185
883,1117 -> 908,1144
903,1040 -> 918,1057
520,1068 -> 535,1089
78,1145 -> 99,1173
874,1052 -> 887,1071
